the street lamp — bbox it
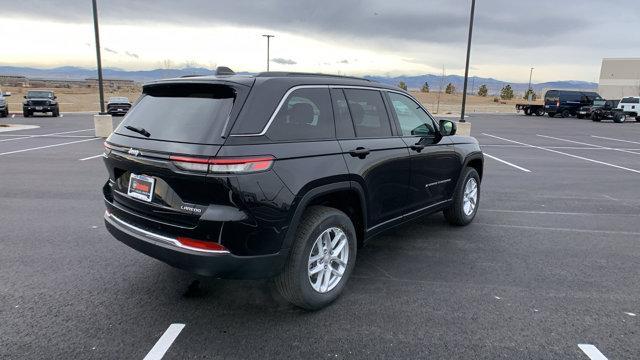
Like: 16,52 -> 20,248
262,34 -> 275,71
460,0 -> 476,123
92,0 -> 105,114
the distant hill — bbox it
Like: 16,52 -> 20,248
0,66 -> 597,95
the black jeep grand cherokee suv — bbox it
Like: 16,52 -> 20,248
103,71 -> 483,309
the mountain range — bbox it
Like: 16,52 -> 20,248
0,66 -> 597,95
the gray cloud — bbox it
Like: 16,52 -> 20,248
271,58 -> 296,65
104,47 -> 118,54
338,60 -> 349,64
125,51 -> 139,59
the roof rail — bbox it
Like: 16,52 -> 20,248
255,72 -> 370,81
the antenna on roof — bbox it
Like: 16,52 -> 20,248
216,66 -> 235,76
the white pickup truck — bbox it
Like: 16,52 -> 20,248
617,96 -> 640,122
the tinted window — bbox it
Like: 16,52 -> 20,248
388,92 -> 436,136
330,89 -> 355,138
268,88 -> 334,141
116,83 -> 235,144
343,89 -> 392,138
621,97 -> 640,104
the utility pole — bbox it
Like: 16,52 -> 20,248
527,67 -> 534,102
262,34 -> 275,71
436,65 -> 445,114
92,0 -> 105,114
460,0 -> 476,123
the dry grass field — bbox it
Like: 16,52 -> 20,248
2,85 -> 527,114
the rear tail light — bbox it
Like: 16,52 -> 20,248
169,155 -> 274,174
177,237 -> 227,252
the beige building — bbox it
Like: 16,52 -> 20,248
598,58 -> 640,99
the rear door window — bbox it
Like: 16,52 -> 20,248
343,89 -> 392,138
267,88 -> 335,141
116,83 -> 236,144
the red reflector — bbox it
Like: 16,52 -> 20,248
169,155 -> 210,164
177,237 -> 227,251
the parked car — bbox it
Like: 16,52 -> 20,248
576,99 -> 621,121
106,96 -> 132,116
616,97 -> 640,122
23,90 -> 59,117
0,90 -> 10,117
544,90 -> 602,118
102,70 -> 483,310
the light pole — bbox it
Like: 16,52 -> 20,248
460,0 -> 476,123
262,34 -> 275,71
527,67 -> 534,102
92,0 -> 105,114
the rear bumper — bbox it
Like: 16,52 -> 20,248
104,210 -> 287,279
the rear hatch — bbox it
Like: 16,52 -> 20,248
103,81 -> 250,239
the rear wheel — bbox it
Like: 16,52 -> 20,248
635,116 -> 640,122
274,206 -> 357,310
535,108 -> 545,116
577,114 -> 584,119
547,112 -> 556,118
613,113 -> 626,123
591,113 -> 601,122
524,108 -> 532,116
561,109 -> 570,118
444,167 -> 480,226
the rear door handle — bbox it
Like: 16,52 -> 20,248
349,147 -> 370,159
410,144 -> 425,152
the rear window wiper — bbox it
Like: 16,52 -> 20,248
124,125 -> 151,137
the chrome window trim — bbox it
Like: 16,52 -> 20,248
229,84 -> 429,138
105,211 -> 230,254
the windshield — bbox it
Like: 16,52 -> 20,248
115,83 -> 235,144
109,97 -> 129,103
592,100 -> 606,106
27,91 -> 53,98
621,97 -> 640,104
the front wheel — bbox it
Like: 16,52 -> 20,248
547,112 -> 556,118
274,206 -> 357,310
561,109 -> 570,118
613,113 -> 626,123
535,108 -> 545,116
444,167 -> 480,226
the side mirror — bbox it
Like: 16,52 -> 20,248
24,95 -> 27,99
53,96 -> 57,100
439,120 -> 457,136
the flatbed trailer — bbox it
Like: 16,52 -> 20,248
515,103 -> 545,116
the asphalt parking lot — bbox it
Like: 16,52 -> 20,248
1,113 -> 639,359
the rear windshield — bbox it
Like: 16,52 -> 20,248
621,97 -> 640,104
116,83 -> 235,144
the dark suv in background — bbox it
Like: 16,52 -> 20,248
103,70 -> 483,309
23,90 -> 59,117
544,90 -> 602,118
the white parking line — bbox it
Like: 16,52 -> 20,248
483,209 -> 640,217
143,324 -> 185,360
0,138 -> 100,156
482,133 -> 640,175
483,153 -> 531,172
79,154 -> 104,161
0,128 -> 94,142
578,344 -> 608,360
481,144 -> 640,151
537,134 -> 640,155
591,135 -> 640,145
475,222 -> 640,236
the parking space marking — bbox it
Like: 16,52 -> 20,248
537,134 -> 640,155
0,138 -> 100,156
79,154 -> 104,161
143,324 -> 185,360
578,344 -> 608,360
476,222 -> 640,236
483,153 -> 531,172
482,144 -> 640,151
591,135 -> 640,146
483,209 -> 640,217
0,128 -> 94,143
483,133 -> 640,175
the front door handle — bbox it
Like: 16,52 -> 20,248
410,143 -> 425,152
349,147 -> 371,159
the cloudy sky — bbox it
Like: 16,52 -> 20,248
1,0 -> 638,82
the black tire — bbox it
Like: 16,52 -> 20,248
535,108 -> 545,116
23,110 -> 30,118
274,206 -> 357,310
576,114 -> 584,119
591,113 -> 601,122
613,113 -> 626,123
524,108 -> 532,116
0,110 -> 6,118
444,167 -> 480,226
547,112 -> 556,118
561,109 -> 570,118
635,116 -> 640,122
52,108 -> 60,117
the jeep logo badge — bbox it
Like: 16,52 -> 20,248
128,148 -> 140,156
